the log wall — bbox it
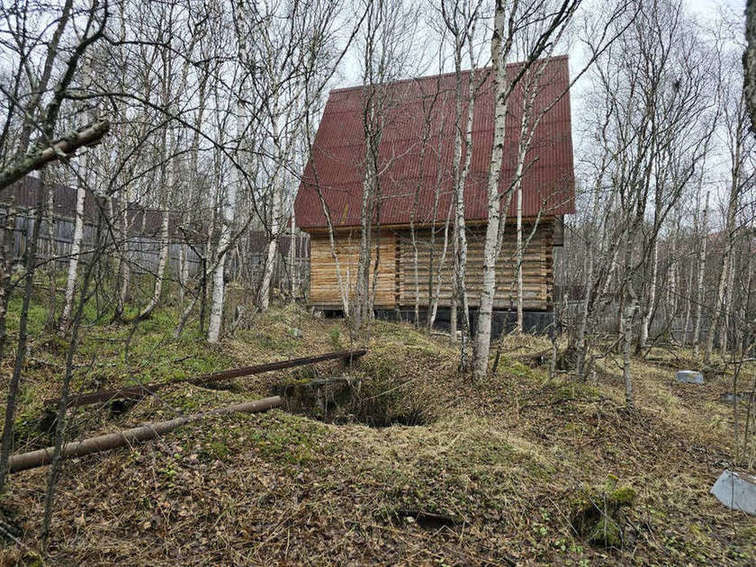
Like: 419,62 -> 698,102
309,229 -> 397,307
308,220 -> 554,311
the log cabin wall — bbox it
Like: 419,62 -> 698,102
307,218 -> 555,312
396,219 -> 554,311
309,229 -> 397,308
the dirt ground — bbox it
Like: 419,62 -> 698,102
1,304 -> 753,565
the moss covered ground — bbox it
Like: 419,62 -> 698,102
0,298 -> 753,566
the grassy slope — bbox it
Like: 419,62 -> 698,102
0,301 -> 753,566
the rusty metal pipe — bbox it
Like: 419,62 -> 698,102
10,396 -> 282,473
45,349 -> 367,410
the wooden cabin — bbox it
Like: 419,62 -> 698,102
294,57 -> 574,329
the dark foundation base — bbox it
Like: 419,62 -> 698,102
321,307 -> 555,337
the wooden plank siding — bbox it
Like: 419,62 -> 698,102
307,219 -> 555,311
309,229 -> 397,307
397,221 -> 553,311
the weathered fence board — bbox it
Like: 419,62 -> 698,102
1,176 -> 310,294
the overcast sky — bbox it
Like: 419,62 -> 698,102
326,0 -> 747,225
331,1 -> 746,85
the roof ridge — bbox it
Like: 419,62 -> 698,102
329,54 -> 568,95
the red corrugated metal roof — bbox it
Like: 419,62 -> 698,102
295,56 -> 575,229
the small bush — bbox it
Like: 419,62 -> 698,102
328,327 -> 342,350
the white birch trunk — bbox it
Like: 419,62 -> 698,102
620,224 -> 638,409
452,62 -> 474,341
288,210 -> 296,301
639,239 -> 658,348
257,182 -> 281,312
692,190 -> 709,351
450,221 -> 458,342
60,176 -> 86,329
472,3 -> 508,381
682,261 -> 694,345
515,180 -> 524,333
429,203 -> 453,330
208,180 -> 237,343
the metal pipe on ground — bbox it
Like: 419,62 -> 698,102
9,396 -> 282,473
44,349 -> 367,410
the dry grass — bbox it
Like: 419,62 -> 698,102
0,304 -> 754,566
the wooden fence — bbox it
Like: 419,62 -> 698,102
558,299 -> 715,344
1,177 -> 310,296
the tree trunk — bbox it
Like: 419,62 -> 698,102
621,298 -> 637,409
60,174 -> 87,329
682,260 -> 694,345
178,229 -> 189,306
576,176 -> 605,378
735,234 -> 753,358
515,179 -> 524,333
10,397 -> 283,474
288,210 -> 296,301
472,2 -> 508,381
315,183 -> 350,315
639,238 -> 658,348
354,131 -> 376,332
257,181 -> 281,312
44,179 -> 57,329
745,0 -> 756,133
450,45 -> 475,347
692,190 -> 709,352
0,173 -> 49,491
0,202 -> 16,367
208,177 -> 237,343
450,218 -> 458,342
720,251 -> 735,355
42,215 -> 99,542
429,203 -> 453,331
705,191 -> 740,363
207,250 -> 227,344
137,209 -> 170,320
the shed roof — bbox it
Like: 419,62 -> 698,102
295,55 -> 575,230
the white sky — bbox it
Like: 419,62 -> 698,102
325,0 -> 748,227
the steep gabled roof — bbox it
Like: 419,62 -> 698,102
295,56 -> 574,230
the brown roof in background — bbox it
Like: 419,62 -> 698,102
295,56 -> 575,229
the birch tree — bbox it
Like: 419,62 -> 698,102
704,68 -> 754,362
746,0 -> 756,133
472,0 -> 580,381
352,0 -> 420,332
0,0 -> 109,492
440,0 -> 483,347
205,58 -> 241,342
595,0 -> 714,404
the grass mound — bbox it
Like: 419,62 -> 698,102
0,303 -> 753,566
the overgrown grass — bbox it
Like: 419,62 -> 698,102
0,296 -> 753,566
